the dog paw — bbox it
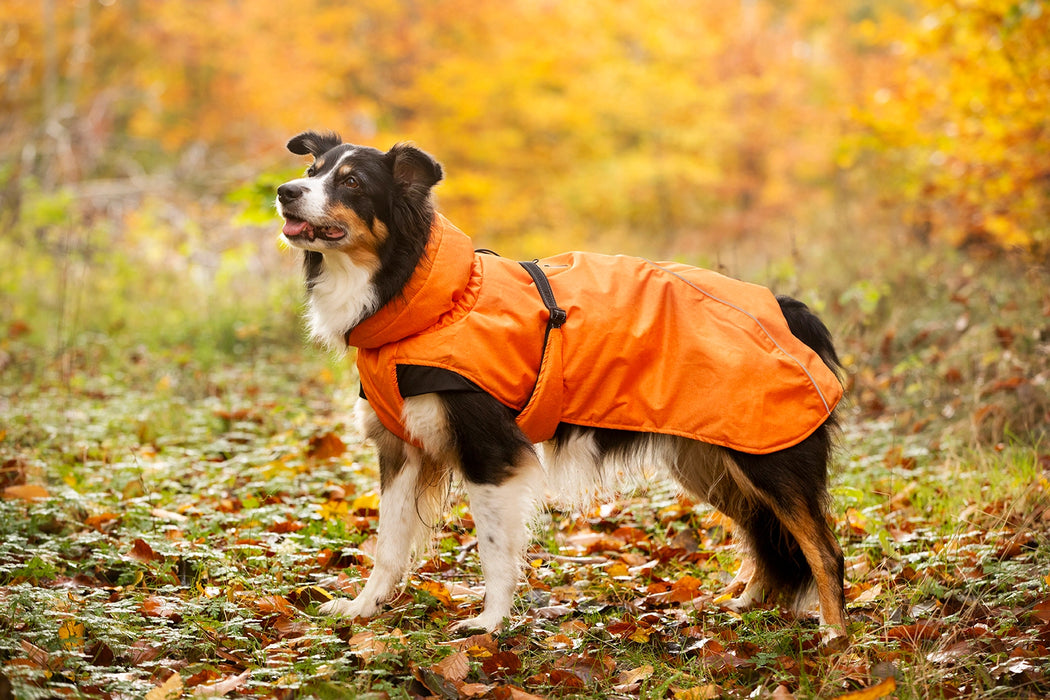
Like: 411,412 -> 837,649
820,627 -> 850,652
449,612 -> 505,635
318,597 -> 377,620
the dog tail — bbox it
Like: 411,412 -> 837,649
776,295 -> 842,380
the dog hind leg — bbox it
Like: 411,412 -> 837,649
670,440 -> 774,607
729,432 -> 848,642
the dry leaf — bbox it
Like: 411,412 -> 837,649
130,538 -> 163,563
673,684 -> 721,700
308,432 -> 346,461
348,630 -> 386,662
194,670 -> 250,697
140,595 -> 180,619
2,484 -> 49,501
833,677 -> 896,700
145,673 -> 183,700
432,650 -> 470,683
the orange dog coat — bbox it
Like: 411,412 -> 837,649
349,215 -> 842,454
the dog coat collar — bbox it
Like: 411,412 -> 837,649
345,215 -> 475,349
347,215 -> 843,453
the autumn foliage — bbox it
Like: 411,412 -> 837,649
2,0 -> 1047,255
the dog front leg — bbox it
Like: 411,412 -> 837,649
451,453 -> 543,633
319,444 -> 438,621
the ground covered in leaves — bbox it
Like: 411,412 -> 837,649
2,245 -> 1049,699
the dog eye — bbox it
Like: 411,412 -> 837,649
346,176 -> 360,189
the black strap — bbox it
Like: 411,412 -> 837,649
519,261 -> 567,328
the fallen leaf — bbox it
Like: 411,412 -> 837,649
253,595 -> 293,615
833,677 -> 896,700
84,512 -> 120,530
455,681 -> 494,698
450,632 -> 498,659
130,538 -> 163,563
150,507 -> 189,522
128,639 -> 165,665
886,621 -> 944,647
140,595 -> 180,620
481,651 -> 523,678
351,491 -> 380,513
673,684 -> 721,699
145,673 -> 183,700
413,578 -> 454,607
193,670 -> 250,697
58,619 -> 85,650
308,432 -> 346,461
2,484 -> 49,501
852,583 -> 882,605
491,685 -> 549,700
348,630 -> 386,662
614,664 -> 654,692
432,651 -> 470,683
543,633 -> 575,650
20,640 -> 56,671
533,605 -> 573,619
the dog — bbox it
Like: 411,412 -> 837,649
275,131 -> 848,641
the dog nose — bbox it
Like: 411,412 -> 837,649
277,183 -> 303,203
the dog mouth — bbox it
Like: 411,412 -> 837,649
281,217 -> 347,242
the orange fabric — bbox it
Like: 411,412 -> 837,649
351,215 -> 843,454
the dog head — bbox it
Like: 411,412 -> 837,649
276,131 -> 443,255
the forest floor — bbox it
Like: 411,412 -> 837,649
1,228 -> 1048,699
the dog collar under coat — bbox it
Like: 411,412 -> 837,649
347,215 -> 843,454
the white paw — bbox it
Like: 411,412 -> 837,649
318,597 -> 378,620
449,611 -> 505,634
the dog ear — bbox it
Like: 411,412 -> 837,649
387,143 -> 443,192
287,131 -> 342,158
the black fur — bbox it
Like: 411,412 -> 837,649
443,392 -> 536,486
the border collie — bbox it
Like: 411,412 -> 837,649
275,132 -> 848,642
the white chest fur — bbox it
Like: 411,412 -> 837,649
306,253 -> 378,351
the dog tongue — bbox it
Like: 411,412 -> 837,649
282,220 -> 310,238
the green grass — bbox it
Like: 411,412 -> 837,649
1,201 -> 1048,698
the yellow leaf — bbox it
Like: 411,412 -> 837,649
674,684 -> 721,700
145,673 -> 183,700
628,627 -> 652,643
413,579 -> 453,607
351,492 -> 380,513
58,620 -> 85,650
833,677 -> 896,700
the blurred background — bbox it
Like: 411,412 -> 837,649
1,0 -> 1047,442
